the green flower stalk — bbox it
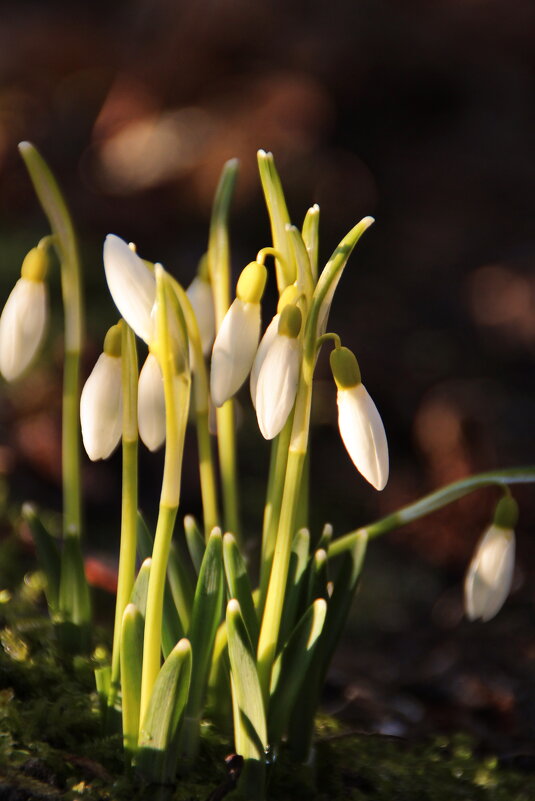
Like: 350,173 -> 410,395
17,142 -> 90,643
207,159 -> 240,537
108,322 -> 139,714
140,265 -> 191,724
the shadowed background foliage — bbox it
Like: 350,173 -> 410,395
0,0 -> 534,750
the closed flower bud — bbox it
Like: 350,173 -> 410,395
80,324 -> 123,460
103,234 -> 156,344
0,246 -> 50,381
210,298 -> 261,407
138,352 -> 166,451
255,308 -> 302,439
331,347 -> 388,491
464,496 -> 517,622
186,275 -> 215,356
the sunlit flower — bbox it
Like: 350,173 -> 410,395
331,347 -> 389,491
138,352 -> 166,451
80,324 -> 123,460
103,234 -> 156,344
186,275 -> 215,356
0,247 -> 49,382
250,314 -> 279,408
255,305 -> 302,439
464,496 -> 518,622
210,260 -> 267,407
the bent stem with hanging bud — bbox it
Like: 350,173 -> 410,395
6,143 -> 535,799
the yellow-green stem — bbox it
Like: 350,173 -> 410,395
257,448 -> 305,700
197,409 -> 219,537
139,268 -> 190,725
208,159 -> 240,538
108,324 -> 138,713
328,467 -> 535,558
168,275 -> 219,537
258,414 -> 292,612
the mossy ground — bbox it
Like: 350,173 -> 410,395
1,537 -> 535,801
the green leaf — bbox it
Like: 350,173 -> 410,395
257,150 -> 295,291
277,527 -> 310,650
288,530 -> 368,761
135,515 -> 183,658
317,522 -> 333,552
137,638 -> 192,782
22,504 -> 60,611
305,549 -> 329,608
184,515 -> 205,575
180,529 -> 224,761
227,599 -> 267,799
223,533 -> 259,648
129,558 -> 151,616
269,598 -> 327,747
302,204 -> 320,282
120,603 -> 144,759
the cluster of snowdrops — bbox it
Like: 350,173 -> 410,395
0,143 -> 530,799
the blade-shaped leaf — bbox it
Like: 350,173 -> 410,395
287,530 -> 368,761
268,598 -> 327,746
227,599 -> 267,799
302,204 -> 320,282
120,602 -> 144,759
137,638 -> 192,782
136,513 -> 184,657
184,514 -> 205,575
180,528 -> 224,761
22,504 -> 60,611
277,527 -> 310,650
305,549 -> 329,608
223,533 -> 259,648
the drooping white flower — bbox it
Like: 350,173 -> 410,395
210,260 -> 267,407
464,496 -> 518,622
331,347 -> 389,491
80,324 -> 123,461
250,314 -> 279,409
186,275 -> 215,356
255,305 -> 302,439
0,279 -> 48,381
103,234 -> 156,344
0,246 -> 50,382
138,352 -> 166,451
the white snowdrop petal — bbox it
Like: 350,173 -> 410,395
103,234 -> 156,344
210,298 -> 261,407
80,353 -> 123,460
0,278 -> 48,381
250,314 -> 280,409
186,276 -> 215,356
256,335 -> 301,440
464,525 -> 515,622
138,352 -> 166,451
337,383 -> 389,491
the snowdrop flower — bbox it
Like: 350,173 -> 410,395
0,246 -> 49,381
138,351 -> 166,451
330,346 -> 389,491
80,322 -> 123,460
210,260 -> 267,407
250,283 -> 300,408
255,305 -> 302,439
186,257 -> 215,356
464,496 -> 517,622
250,313 -> 279,408
103,234 -> 156,344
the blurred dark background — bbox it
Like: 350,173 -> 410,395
0,0 -> 534,751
